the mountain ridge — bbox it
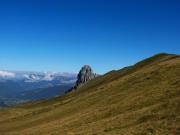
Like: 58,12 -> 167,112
0,71 -> 76,105
0,53 -> 179,135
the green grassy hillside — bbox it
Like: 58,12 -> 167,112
0,53 -> 179,135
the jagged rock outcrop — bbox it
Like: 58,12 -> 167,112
74,65 -> 96,88
67,65 -> 96,92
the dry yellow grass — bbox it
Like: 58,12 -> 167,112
0,53 -> 179,135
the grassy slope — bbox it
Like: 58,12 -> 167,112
0,53 -> 179,135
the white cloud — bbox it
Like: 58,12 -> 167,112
23,74 -> 41,82
0,70 -> 16,78
43,72 -> 55,81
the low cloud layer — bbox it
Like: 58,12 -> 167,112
0,71 -> 16,78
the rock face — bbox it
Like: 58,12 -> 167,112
67,65 -> 96,92
74,65 -> 96,89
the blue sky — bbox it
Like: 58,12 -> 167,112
0,0 -> 179,74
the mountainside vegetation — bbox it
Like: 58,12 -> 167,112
0,53 -> 179,135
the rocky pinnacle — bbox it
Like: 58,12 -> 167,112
67,65 -> 96,92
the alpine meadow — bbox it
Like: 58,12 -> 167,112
0,0 -> 179,135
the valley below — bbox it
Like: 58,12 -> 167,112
0,53 -> 179,135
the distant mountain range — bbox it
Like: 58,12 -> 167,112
0,71 -> 77,105
0,53 -> 179,135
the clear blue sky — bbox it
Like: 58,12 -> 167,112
0,0 -> 179,74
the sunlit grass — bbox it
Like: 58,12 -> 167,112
0,53 -> 179,135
